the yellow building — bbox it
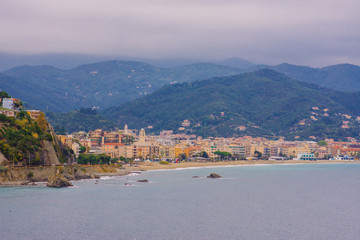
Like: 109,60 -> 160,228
160,146 -> 176,159
174,146 -> 184,158
102,143 -> 126,158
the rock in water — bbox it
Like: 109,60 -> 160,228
207,173 -> 222,178
137,179 -> 149,182
47,174 -> 73,188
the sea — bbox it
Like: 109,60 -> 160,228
1,163 -> 360,240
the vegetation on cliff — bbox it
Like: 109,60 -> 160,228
0,95 -> 74,166
0,111 -> 53,165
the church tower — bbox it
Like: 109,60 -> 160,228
139,128 -> 145,142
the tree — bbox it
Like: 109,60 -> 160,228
178,153 -> 187,161
254,150 -> 262,159
0,114 -> 7,122
79,146 -> 86,153
317,141 -> 328,146
200,151 -> 209,158
79,107 -> 97,115
214,151 -> 231,160
0,91 -> 10,99
36,112 -> 48,132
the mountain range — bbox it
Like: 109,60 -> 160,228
1,61 -> 241,112
1,58 -> 360,113
1,57 -> 360,140
262,63 -> 360,92
102,69 -> 360,139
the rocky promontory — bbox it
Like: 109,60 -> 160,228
0,165 -> 128,186
47,174 -> 73,188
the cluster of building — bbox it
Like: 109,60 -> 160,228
58,126 -> 360,161
2,94 -> 359,162
0,97 -> 21,117
0,97 -> 41,119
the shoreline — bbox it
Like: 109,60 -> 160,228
126,159 -> 360,172
0,165 -> 129,186
1,160 -> 358,187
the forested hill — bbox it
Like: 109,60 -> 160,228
2,61 -> 241,112
102,69 -> 360,140
255,63 -> 360,92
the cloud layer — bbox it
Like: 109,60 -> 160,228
1,0 -> 359,66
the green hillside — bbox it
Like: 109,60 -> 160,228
102,69 -> 360,140
46,108 -> 117,134
0,110 -> 74,165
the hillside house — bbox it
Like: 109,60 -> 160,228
2,98 -> 14,110
0,109 -> 15,117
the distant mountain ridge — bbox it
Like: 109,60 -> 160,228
219,57 -> 256,69
255,63 -> 360,92
2,60 -> 241,112
1,56 -> 360,114
102,69 -> 360,140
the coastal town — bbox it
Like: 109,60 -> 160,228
59,126 -> 360,164
1,95 -> 360,166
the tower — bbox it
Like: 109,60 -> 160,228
124,124 -> 128,134
139,128 -> 145,142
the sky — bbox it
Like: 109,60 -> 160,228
1,0 -> 359,67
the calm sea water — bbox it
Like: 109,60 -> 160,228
1,163 -> 360,240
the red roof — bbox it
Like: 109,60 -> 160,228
103,143 -> 124,146
342,148 -> 360,152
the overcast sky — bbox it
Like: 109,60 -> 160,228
1,0 -> 359,67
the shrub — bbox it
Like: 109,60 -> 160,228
27,171 -> 34,179
0,114 -> 7,122
159,160 -> 169,165
45,133 -> 53,142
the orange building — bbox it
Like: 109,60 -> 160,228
102,143 -> 126,158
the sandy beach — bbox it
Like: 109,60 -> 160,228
126,159 -> 358,171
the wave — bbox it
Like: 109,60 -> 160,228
100,176 -> 116,180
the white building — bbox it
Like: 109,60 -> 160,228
295,153 -> 316,161
2,98 -> 14,110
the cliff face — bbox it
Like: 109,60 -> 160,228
41,140 -> 60,165
0,165 -> 128,185
0,110 -> 75,166
0,151 -> 8,165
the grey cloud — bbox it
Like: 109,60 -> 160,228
0,0 -> 359,66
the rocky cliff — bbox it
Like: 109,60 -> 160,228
0,165 -> 128,185
0,151 -> 8,165
0,110 -> 75,166
41,140 -> 60,165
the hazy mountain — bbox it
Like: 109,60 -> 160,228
263,63 -> 360,92
219,57 -> 256,69
2,60 -> 241,112
0,52 -> 250,70
102,69 -> 360,140
0,52 -> 112,71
